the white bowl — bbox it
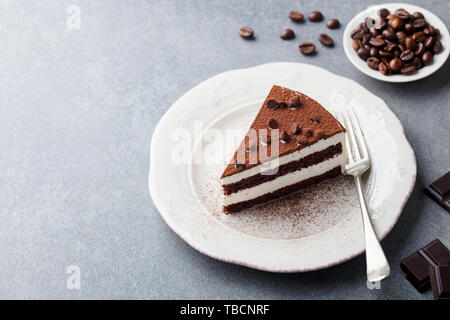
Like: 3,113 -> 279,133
343,2 -> 450,82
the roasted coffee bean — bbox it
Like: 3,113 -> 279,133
395,8 -> 410,20
413,56 -> 423,69
389,57 -> 403,71
412,12 -> 424,19
382,29 -> 396,41
318,33 -> 334,47
367,57 -> 380,70
424,36 -> 435,48
267,99 -> 279,109
378,61 -> 390,75
379,19 -> 387,29
435,28 -> 441,39
405,23 -> 416,34
364,44 -> 371,51
379,8 -> 390,18
433,40 -> 442,54
308,11 -> 323,22
394,50 -> 401,58
396,31 -> 407,44
405,37 -> 417,51
385,42 -> 398,52
326,19 -> 340,29
357,48 -> 370,61
412,31 -> 426,42
360,22 -> 369,33
400,64 -> 417,74
352,39 -> 362,51
370,47 -> 379,57
370,27 -> 379,37
398,44 -> 406,52
239,27 -> 254,39
415,42 -> 425,56
379,50 -> 392,59
299,42 -> 316,55
280,29 -> 295,40
424,25 -> 436,35
422,51 -> 433,65
386,13 -> 396,20
413,18 -> 426,29
369,37 -> 385,47
389,17 -> 404,30
400,49 -> 414,61
362,33 -> 371,44
289,11 -> 304,22
351,26 -> 366,40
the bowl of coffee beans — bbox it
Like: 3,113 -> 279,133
343,3 -> 449,82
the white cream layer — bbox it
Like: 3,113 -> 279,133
223,153 -> 345,206
221,133 -> 345,186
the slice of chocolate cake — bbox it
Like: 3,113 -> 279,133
220,85 -> 346,214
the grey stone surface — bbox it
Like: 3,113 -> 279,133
0,0 -> 448,299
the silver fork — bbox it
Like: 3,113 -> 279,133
337,107 -> 390,282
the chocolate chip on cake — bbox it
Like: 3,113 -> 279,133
296,136 -> 308,146
234,160 -> 245,169
288,97 -> 301,109
280,130 -> 290,143
314,129 -> 324,139
304,128 -> 314,137
268,118 -> 278,129
310,117 -> 320,124
267,99 -> 279,109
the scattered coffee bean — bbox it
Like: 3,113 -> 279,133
396,31 -> 407,44
415,42 -> 425,56
413,18 -> 426,29
413,56 -> 423,69
412,31 -> 426,42
405,23 -> 416,34
280,29 -> 295,40
308,11 -> 323,22
378,8 -> 390,18
424,36 -> 435,48
389,17 -> 404,30
389,57 -> 403,71
382,29 -> 396,41
385,42 -> 397,52
379,50 -> 392,59
280,131 -> 290,143
326,19 -> 340,29
319,33 -> 334,47
289,11 -> 304,22
357,47 -> 370,61
433,40 -> 442,54
412,12 -> 424,19
367,57 -> 380,70
395,8 -> 410,20
400,49 -> 414,61
424,25 -> 436,36
299,42 -> 316,55
239,27 -> 254,39
422,51 -> 433,65
351,26 -> 366,40
370,47 -> 379,57
267,99 -> 279,109
362,33 -> 371,45
400,64 -> 417,74
369,37 -> 385,47
352,39 -> 362,51
378,61 -> 390,75
405,37 -> 417,51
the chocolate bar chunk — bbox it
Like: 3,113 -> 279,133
400,239 -> 450,293
425,171 -> 450,213
429,265 -> 450,300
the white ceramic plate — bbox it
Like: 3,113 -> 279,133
343,2 -> 450,82
148,62 -> 416,272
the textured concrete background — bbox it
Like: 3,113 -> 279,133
0,0 -> 448,299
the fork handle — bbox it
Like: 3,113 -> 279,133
354,176 -> 391,282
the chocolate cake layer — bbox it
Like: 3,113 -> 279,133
223,166 -> 341,214
223,143 -> 342,195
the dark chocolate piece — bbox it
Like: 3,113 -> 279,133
425,171 -> 450,213
400,239 -> 450,292
429,265 -> 450,300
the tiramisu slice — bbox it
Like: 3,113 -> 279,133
220,85 -> 347,214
